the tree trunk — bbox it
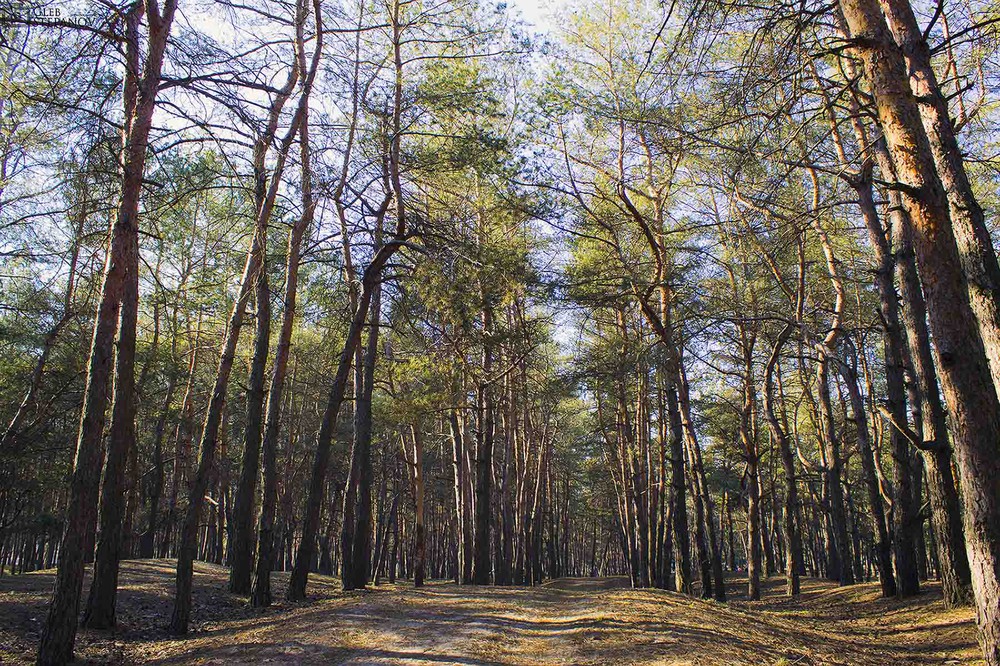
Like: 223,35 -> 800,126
833,342 -> 896,597
349,280 -> 381,588
229,261 -> 270,595
81,201 -> 140,629
287,243 -> 398,601
449,409 -> 472,583
667,385 -> 692,594
409,425 -> 426,587
228,5 -> 306,595
140,368 -> 177,559
473,301 -> 495,585
250,73 -> 316,605
170,225 -> 262,634
829,37 -> 922,597
764,326 -> 802,596
172,3 -> 321,626
883,142 -> 973,607
880,0 -> 1000,394
678,364 -> 725,600
816,358 -> 853,585
858,178 -> 920,595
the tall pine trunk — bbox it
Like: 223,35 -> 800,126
764,325 -> 802,596
883,140 -> 972,607
229,262 -> 270,594
349,281 -> 381,588
881,0 -> 1000,394
82,208 -> 139,629
250,63 -> 316,605
473,303 -> 495,585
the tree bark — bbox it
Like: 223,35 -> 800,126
409,425 -> 426,587
473,302 -> 495,585
678,363 -> 724,600
882,140 -> 973,608
287,241 -> 400,601
250,67 -> 316,606
228,261 -> 270,595
228,14 -> 303,596
172,1 -> 321,628
667,385 -> 692,594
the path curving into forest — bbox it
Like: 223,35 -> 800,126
0,560 -> 979,665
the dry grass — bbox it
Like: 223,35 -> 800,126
0,560 -> 980,665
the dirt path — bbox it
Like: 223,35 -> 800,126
0,560 -> 981,665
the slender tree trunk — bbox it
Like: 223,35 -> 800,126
883,142 -> 973,607
250,69 -> 316,605
830,46 -> 922,597
171,226 -> 261,634
473,299 -> 495,585
834,342 -> 896,596
173,3 -> 321,626
287,242 -> 398,601
229,258 -> 271,595
667,385 -> 692,594
409,425 -> 426,587
349,281 -> 381,588
140,368 -> 177,558
816,358 -> 852,585
678,364 -> 725,600
449,409 -> 470,583
228,11 -> 305,595
764,326 -> 801,596
855,177 -> 919,596
81,204 -> 140,629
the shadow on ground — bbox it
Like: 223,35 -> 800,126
0,561 -> 981,665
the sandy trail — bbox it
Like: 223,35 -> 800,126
0,561 -> 981,665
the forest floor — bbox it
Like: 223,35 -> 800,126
0,559 -> 980,665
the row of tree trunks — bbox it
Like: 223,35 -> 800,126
227,8 -> 307,596
249,27 -> 318,603
171,0 -> 323,632
835,0 -> 1000,661
36,2 -> 178,661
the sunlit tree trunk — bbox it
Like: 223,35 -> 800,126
228,21 -> 303,596
172,24 -> 317,629
473,299 -> 495,585
82,200 -> 139,629
880,138 -> 972,607
880,0 -> 1000,394
408,425 -> 426,587
764,325 -> 801,596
